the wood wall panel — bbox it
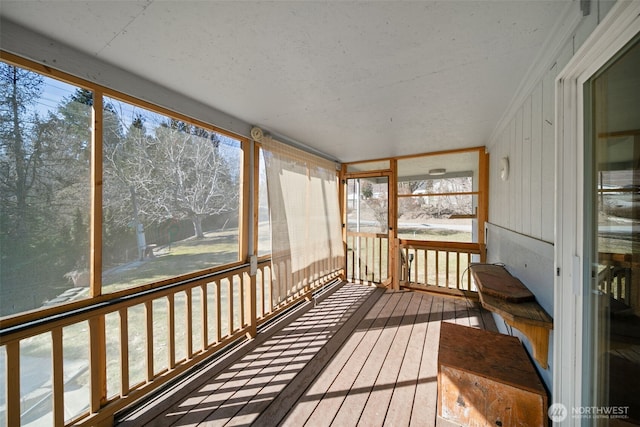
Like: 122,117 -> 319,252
530,83 -> 543,239
522,96 -> 532,236
487,0 -> 609,244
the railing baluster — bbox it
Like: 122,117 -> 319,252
435,250 -> 440,287
446,251 -> 451,288
228,278 -> 234,335
365,236 -> 370,282
89,315 -> 106,413
239,274 -> 245,327
6,341 -> 20,426
412,249 -> 420,283
468,252 -> 472,290
424,249 -> 429,285
357,236 -> 361,282
378,236 -> 382,283
456,252 -> 461,289
52,327 -> 64,426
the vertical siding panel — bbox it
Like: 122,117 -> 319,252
522,96 -> 532,235
515,111 -> 523,233
541,63 -> 557,242
498,130 -> 509,229
531,82 -> 544,239
509,120 -> 517,230
502,129 -> 509,228
489,143 -> 497,226
490,137 -> 498,226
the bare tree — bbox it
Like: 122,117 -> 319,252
151,123 -> 237,238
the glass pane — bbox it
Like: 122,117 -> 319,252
397,151 -> 479,194
102,97 -> 242,293
397,152 -> 478,243
0,62 -> 91,317
586,36 -> 640,424
398,195 -> 474,242
346,177 -> 388,233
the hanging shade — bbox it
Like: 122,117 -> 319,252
261,137 -> 344,306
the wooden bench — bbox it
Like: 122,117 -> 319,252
438,322 -> 548,426
469,264 -> 553,368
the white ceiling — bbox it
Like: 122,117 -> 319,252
0,0 -> 568,163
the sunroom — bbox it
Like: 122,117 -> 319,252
1,1 -> 639,426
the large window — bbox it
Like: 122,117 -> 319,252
0,59 -> 244,314
397,151 -> 479,243
101,97 -> 241,293
0,63 -> 91,316
0,57 -> 246,425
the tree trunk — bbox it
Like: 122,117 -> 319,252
10,67 -> 28,237
192,215 -> 205,239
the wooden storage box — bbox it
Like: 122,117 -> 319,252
437,322 -> 548,426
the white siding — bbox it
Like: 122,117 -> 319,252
487,0 -> 613,243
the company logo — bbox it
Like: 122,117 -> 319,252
548,404 -> 630,422
548,403 -> 568,422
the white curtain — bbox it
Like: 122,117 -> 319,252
261,137 -> 344,305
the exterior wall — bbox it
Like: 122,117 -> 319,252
489,0 -> 616,243
486,0 -> 617,391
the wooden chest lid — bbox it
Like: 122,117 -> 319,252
438,322 -> 546,395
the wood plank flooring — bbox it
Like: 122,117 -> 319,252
117,283 -> 497,427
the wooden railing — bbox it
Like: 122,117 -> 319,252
597,252 -> 637,308
398,239 -> 484,294
346,232 -> 389,285
0,259 -> 342,426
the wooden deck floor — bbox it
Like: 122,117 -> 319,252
117,282 -> 497,427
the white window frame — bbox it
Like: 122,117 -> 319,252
554,1 -> 640,423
